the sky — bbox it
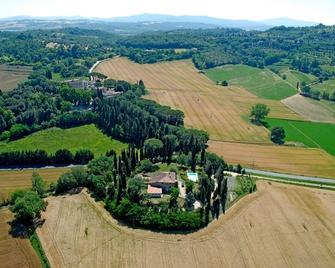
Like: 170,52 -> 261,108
1,0 -> 335,24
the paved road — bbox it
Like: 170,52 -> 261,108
245,168 -> 335,184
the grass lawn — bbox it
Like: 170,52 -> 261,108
313,79 -> 335,94
0,124 -> 127,156
52,72 -> 89,82
265,118 -> 335,156
205,64 -> 297,100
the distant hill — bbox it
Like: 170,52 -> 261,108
259,17 -> 318,27
108,14 -> 270,30
0,14 -> 321,33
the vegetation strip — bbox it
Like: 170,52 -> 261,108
29,232 -> 50,268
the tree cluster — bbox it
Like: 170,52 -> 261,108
0,149 -> 94,166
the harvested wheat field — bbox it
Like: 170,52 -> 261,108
0,167 -> 69,200
282,94 -> 335,123
208,141 -> 335,178
0,208 -> 42,268
37,182 -> 335,268
96,58 -> 335,178
0,65 -> 32,91
96,58 -> 301,143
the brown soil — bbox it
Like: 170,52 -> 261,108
37,182 -> 335,267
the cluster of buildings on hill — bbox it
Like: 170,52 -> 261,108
146,172 -> 177,198
67,78 -> 122,98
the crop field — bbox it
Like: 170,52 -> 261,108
37,182 -> 335,267
95,58 -> 335,178
0,167 -> 69,200
205,64 -> 297,100
96,58 -> 301,144
0,124 -> 127,156
0,208 -> 42,268
265,118 -> 335,156
0,64 -> 32,91
282,94 -> 335,123
208,141 -> 335,178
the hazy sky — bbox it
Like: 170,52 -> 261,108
1,0 -> 335,24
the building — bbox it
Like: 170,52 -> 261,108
147,185 -> 162,198
67,79 -> 90,89
148,172 -> 177,194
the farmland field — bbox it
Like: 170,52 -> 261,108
0,124 -> 127,156
95,58 -> 335,178
208,141 -> 335,178
0,64 -> 32,91
205,64 -> 297,100
0,167 -> 69,200
0,208 -> 42,268
265,118 -> 335,156
282,94 -> 335,123
37,182 -> 335,267
96,58 -> 301,144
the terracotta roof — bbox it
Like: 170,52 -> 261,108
147,185 -> 162,194
149,172 -> 177,184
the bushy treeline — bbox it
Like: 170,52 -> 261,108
0,149 -> 94,166
118,47 -> 193,64
300,82 -> 335,102
117,26 -> 335,80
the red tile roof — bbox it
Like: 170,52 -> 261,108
147,185 -> 163,194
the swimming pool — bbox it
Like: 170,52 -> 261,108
187,172 -> 199,182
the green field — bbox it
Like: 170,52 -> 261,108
313,79 -> 335,94
205,64 -> 297,100
265,118 -> 335,156
0,124 -> 126,156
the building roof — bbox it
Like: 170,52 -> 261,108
147,185 -> 163,195
149,172 -> 177,184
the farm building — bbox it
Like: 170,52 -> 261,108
147,185 -> 162,198
148,172 -> 177,193
67,79 -> 90,89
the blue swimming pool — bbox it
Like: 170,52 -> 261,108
187,172 -> 199,182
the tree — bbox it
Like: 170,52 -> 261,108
250,103 -> 270,124
137,159 -> 158,173
127,175 -> 146,203
53,149 -> 73,164
162,134 -> 178,164
88,156 -> 113,175
74,149 -> 94,164
144,138 -> 163,162
11,191 -> 46,224
9,124 -> 30,140
185,180 -> 194,194
55,173 -> 77,194
45,69 -> 52,80
10,189 -> 29,205
271,127 -> 286,144
185,192 -> 196,210
169,187 -> 180,208
221,80 -> 228,86
31,171 -> 47,197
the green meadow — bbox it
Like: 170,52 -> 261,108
0,124 -> 127,156
205,64 -> 297,100
265,118 -> 335,156
313,79 -> 335,94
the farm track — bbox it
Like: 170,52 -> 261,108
96,58 -> 335,178
37,182 -> 335,267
